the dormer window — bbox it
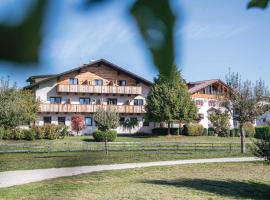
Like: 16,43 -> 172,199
134,99 -> 144,106
118,80 -> 126,86
94,79 -> 103,86
69,78 -> 78,85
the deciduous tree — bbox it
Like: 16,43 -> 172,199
224,71 -> 270,153
71,115 -> 85,135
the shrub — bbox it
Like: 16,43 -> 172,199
10,129 -> 24,140
234,128 -> 240,137
219,128 -> 230,137
42,124 -> 60,140
106,130 -> 117,141
32,126 -> 45,139
23,129 -> 36,141
255,126 -> 270,140
182,123 -> 204,136
243,122 -> 255,137
230,129 -> 235,137
1,129 -> 11,140
152,128 -> 179,135
58,125 -> 69,139
203,128 -> 208,136
0,127 -> 4,139
93,130 -> 117,142
252,137 -> 270,163
208,127 -> 215,136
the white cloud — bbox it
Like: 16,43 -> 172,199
180,23 -> 253,40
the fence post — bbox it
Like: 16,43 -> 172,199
195,143 -> 197,151
229,143 -> 232,152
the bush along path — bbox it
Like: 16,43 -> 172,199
0,157 -> 262,188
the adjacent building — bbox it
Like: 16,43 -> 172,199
25,59 -> 233,134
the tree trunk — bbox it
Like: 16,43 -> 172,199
239,124 -> 246,154
105,136 -> 108,155
168,121 -> 171,136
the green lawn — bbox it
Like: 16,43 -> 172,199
0,162 -> 269,200
0,135 -> 253,144
0,151 -> 251,172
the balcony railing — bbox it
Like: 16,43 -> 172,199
57,84 -> 142,95
39,103 -> 145,114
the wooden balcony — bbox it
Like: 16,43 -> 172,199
57,84 -> 142,95
39,103 -> 146,114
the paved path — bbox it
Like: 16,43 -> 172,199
0,157 -> 262,188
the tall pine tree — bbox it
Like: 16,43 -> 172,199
146,65 -> 197,135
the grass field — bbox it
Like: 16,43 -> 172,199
0,162 -> 269,200
0,135 -> 253,144
0,150 -> 252,172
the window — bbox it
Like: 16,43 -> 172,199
69,78 -> 78,85
119,117 -> 125,124
118,80 -> 126,86
85,117 -> 92,126
94,79 -> 103,86
79,98 -> 91,104
58,117 -> 65,125
107,98 -> 117,105
44,116 -> 51,124
50,97 -> 61,104
195,100 -> 204,106
134,99 -> 144,106
208,100 -> 217,107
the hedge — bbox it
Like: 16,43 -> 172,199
93,130 -> 117,142
255,126 -> 270,139
182,124 -> 204,136
152,128 -> 179,135
0,125 -> 69,141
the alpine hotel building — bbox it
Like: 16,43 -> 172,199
25,59 -> 233,134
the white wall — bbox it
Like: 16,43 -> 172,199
194,98 -> 234,129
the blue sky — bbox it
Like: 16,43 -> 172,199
0,0 -> 270,87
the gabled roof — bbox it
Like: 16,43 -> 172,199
187,79 -> 228,94
24,59 -> 152,89
26,74 -> 56,83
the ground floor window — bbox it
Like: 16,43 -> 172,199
85,117 -> 92,126
44,116 -> 51,124
50,97 -> 62,104
120,117 -> 125,123
58,117 -> 66,125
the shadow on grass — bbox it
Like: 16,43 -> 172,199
142,178 -> 270,199
82,138 -> 95,142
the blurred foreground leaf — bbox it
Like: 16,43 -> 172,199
0,0 -> 47,64
247,0 -> 269,9
130,0 -> 176,78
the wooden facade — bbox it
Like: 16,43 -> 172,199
57,63 -> 139,86
39,103 -> 146,114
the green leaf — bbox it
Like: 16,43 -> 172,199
0,0 -> 47,64
247,0 -> 269,9
130,0 -> 176,78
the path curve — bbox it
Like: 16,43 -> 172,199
0,157 -> 262,188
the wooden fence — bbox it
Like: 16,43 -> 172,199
0,141 -> 252,153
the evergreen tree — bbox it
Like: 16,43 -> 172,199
145,65 -> 197,135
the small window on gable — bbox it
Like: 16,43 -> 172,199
69,78 -> 78,85
94,79 -> 103,86
118,80 -> 126,86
